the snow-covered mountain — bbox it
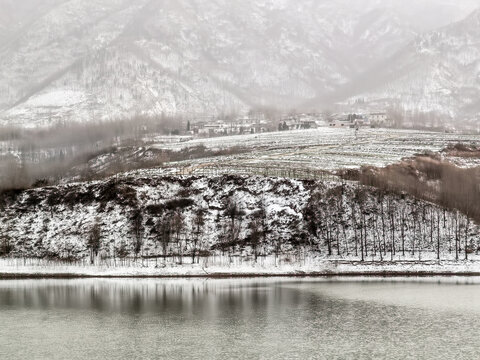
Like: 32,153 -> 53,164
341,7 -> 480,119
0,0 -> 478,126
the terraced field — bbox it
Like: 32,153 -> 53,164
137,128 -> 480,178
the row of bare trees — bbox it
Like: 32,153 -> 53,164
6,177 -> 478,263
81,184 -> 479,264
304,185 -> 478,261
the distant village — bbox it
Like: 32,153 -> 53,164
184,111 -> 393,138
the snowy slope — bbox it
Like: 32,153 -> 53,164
0,174 -> 478,263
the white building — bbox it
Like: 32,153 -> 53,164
369,112 -> 390,126
196,119 -> 267,137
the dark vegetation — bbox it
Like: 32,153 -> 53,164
340,145 -> 480,224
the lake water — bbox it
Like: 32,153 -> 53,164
1,277 -> 480,359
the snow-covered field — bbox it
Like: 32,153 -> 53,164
2,127 -> 478,188
134,128 -> 480,177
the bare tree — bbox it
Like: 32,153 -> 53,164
87,218 -> 101,264
224,197 -> 245,259
248,218 -> 262,262
0,233 -> 13,257
171,211 -> 184,264
157,215 -> 172,266
131,209 -> 144,261
192,209 -> 205,263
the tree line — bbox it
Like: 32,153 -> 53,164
0,114 -> 186,190
78,183 -> 479,264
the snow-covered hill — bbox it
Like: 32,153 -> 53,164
0,0 -> 477,126
0,174 -> 478,263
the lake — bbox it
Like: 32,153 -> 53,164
1,277 -> 480,359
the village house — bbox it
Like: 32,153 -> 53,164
191,116 -> 268,137
281,114 -> 319,130
369,112 -> 392,127
327,112 -> 392,128
328,113 -> 369,128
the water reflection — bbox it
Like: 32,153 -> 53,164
0,277 -> 480,360
0,279 -> 307,315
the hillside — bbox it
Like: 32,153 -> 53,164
1,174 -> 478,269
0,0 -> 478,126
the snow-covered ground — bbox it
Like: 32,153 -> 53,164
2,255 -> 480,277
132,128 -> 480,176
2,127 -> 478,188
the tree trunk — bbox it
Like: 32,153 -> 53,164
437,211 -> 440,260
465,217 -> 470,260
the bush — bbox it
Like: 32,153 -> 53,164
164,198 -> 194,210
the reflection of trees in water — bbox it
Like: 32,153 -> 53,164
0,279 -> 307,315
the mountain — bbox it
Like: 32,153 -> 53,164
339,8 -> 480,120
0,0 -> 478,127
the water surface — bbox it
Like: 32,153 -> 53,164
1,277 -> 479,359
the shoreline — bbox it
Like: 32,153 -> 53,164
3,257 -> 480,279
3,270 -> 480,280
3,272 -> 480,280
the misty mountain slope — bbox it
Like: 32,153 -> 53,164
0,1 -> 149,104
6,45 -> 248,124
0,0 -> 66,47
341,9 -> 480,117
0,0 -> 478,126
